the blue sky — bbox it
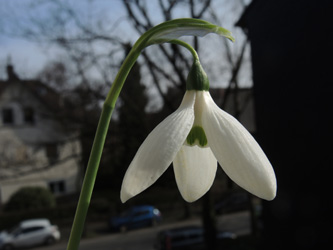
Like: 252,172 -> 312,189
0,0 -> 252,90
0,0 -> 129,79
0,0 -> 194,78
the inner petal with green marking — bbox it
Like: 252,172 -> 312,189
186,126 -> 208,147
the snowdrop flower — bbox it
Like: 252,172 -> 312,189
121,58 -> 276,204
67,19 -> 272,250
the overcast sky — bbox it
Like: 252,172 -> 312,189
0,0 -> 127,79
0,0 -> 252,90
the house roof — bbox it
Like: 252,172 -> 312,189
0,82 -> 7,96
235,0 -> 258,29
0,64 -> 63,113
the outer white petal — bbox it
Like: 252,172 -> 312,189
173,145 -> 217,202
120,91 -> 196,203
200,92 -> 277,200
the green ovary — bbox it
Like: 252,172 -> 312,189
186,126 -> 208,147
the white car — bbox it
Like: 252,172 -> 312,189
0,218 -> 60,250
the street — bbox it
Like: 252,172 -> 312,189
32,211 -> 250,250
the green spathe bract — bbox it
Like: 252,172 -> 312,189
186,59 -> 209,91
146,18 -> 235,46
186,126 -> 208,147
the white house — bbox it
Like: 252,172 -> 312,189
0,64 -> 81,206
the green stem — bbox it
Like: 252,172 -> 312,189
105,39 -> 198,107
66,32 -> 144,250
66,32 -> 145,250
66,103 -> 113,250
169,39 -> 199,61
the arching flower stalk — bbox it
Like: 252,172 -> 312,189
67,18 -> 276,250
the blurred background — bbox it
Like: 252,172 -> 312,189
0,0 -> 331,249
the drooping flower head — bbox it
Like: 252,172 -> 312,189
66,19 -> 275,250
121,57 -> 277,203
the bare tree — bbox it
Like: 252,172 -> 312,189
2,0 -> 251,110
2,0 -> 127,93
1,1 -> 253,247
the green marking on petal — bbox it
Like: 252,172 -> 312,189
186,126 -> 208,147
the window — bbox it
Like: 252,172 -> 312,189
134,210 -> 150,217
2,108 -> 14,124
23,107 -> 35,124
21,226 -> 44,234
45,143 -> 58,164
49,180 -> 66,195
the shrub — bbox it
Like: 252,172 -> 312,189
4,186 -> 56,212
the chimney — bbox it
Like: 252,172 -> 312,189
7,64 -> 19,81
6,56 -> 19,81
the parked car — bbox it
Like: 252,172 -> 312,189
0,218 -> 60,250
154,225 -> 236,250
109,205 -> 162,232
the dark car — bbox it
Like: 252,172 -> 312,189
154,225 -> 236,250
109,205 -> 162,232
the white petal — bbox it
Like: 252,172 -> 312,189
200,92 -> 276,200
120,91 -> 196,203
173,145 -> 217,202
